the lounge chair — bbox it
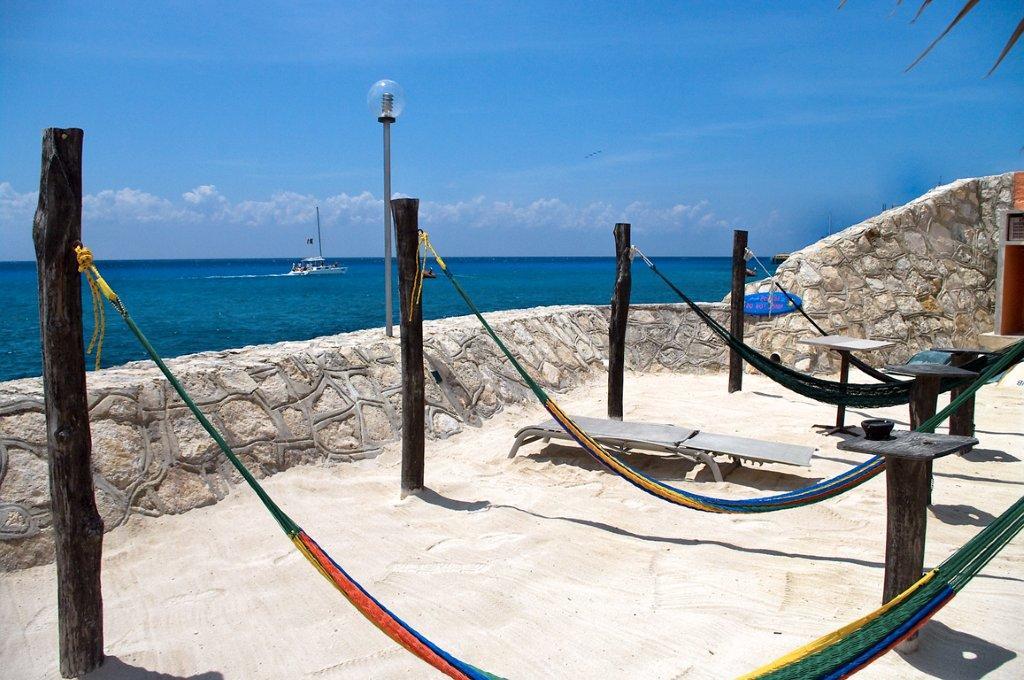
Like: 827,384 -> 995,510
507,415 -> 815,482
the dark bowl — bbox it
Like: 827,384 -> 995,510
862,418 -> 895,441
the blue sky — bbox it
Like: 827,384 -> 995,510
1,1 -> 1022,260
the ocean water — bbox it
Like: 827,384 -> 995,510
0,257 -> 775,382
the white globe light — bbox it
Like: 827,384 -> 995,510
367,79 -> 406,120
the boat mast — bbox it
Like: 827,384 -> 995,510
316,206 -> 323,258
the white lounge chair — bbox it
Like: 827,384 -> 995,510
507,415 -> 815,482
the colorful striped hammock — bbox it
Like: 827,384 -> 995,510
77,246 -> 499,680
78,246 -> 1023,679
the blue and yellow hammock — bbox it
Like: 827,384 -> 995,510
415,234 -> 1023,514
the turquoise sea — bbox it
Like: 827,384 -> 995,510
0,257 -> 775,382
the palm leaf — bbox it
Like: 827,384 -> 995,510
905,0 -> 981,71
987,16 -> 1024,76
912,0 -> 934,23
842,1 -> 1023,74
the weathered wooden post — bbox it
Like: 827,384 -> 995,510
940,348 -> 992,437
881,456 -> 929,652
608,223 -> 631,420
838,429 -> 977,653
33,127 -> 105,677
393,198 -> 425,495
885,363 -> 978,506
728,229 -> 748,393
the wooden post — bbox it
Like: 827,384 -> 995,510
608,223 -> 631,420
728,229 -> 748,393
834,351 -> 851,430
393,198 -> 424,496
947,354 -> 976,437
838,429 -> 977,655
907,375 -> 940,430
33,128 -> 105,677
883,457 -> 930,652
908,375 -> 940,505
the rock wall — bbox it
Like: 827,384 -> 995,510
746,173 -> 1015,372
4,172 -> 1014,570
0,302 -> 730,570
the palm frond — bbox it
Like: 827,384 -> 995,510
912,0 -> 934,23
906,0 -> 981,71
987,16 -> 1024,76
840,1 -> 1022,74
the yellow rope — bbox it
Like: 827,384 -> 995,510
408,230 -> 429,314
420,231 -> 447,271
74,245 -> 120,371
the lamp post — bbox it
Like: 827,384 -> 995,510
368,79 -> 406,337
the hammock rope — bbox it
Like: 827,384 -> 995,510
419,232 -> 1024,513
631,246 -> 1015,408
74,244 -> 109,370
73,245 -> 503,680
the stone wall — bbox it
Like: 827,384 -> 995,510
745,173 -> 1015,372
0,302 -> 730,570
4,172 -> 1013,570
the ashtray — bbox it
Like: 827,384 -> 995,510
861,418 -> 895,441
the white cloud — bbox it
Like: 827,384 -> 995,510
0,181 -> 734,250
83,187 -> 198,224
182,184 -> 225,205
417,195 -> 725,233
0,182 -> 37,222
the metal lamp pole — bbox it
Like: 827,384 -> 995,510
380,106 -> 395,337
369,80 -> 405,338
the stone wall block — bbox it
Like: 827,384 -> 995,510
218,398 -> 279,447
255,370 -> 293,409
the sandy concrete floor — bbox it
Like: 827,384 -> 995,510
2,371 -> 1022,679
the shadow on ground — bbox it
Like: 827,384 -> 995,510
751,391 -> 786,400
415,488 -> 1024,585
845,409 -> 910,427
961,447 -> 1020,463
83,657 -> 223,680
416,487 -> 490,512
899,621 -> 1016,679
521,443 -> 822,491
930,504 -> 996,527
973,428 -> 1023,438
934,470 -> 1024,486
523,443 -> 694,480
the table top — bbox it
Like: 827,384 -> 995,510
885,364 -> 978,378
796,335 -> 897,352
838,429 -> 978,460
931,347 -> 1000,356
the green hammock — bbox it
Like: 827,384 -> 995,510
744,251 -> 898,384
632,247 -> 1013,409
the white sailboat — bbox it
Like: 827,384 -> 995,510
288,206 -> 347,275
